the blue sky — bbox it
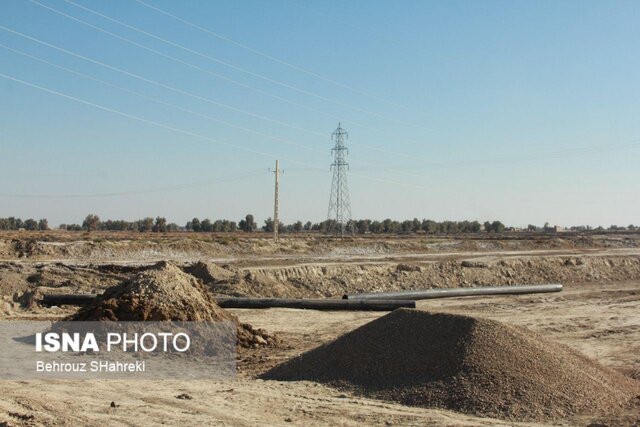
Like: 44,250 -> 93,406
1,0 -> 639,227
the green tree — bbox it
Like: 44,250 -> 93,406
241,214 -> 257,232
491,220 -> 505,233
38,218 -> 49,231
153,217 -> 167,232
82,214 -> 100,232
139,217 -> 154,232
24,218 -> 38,230
422,219 -> 437,234
200,219 -> 213,232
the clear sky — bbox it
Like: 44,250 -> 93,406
1,0 -> 639,228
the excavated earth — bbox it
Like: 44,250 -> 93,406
1,232 -> 640,426
262,309 -> 640,421
69,261 -> 275,349
3,255 -> 640,309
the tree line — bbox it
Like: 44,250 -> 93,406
0,214 -> 504,234
4,214 -> 636,234
59,215 -> 181,232
0,217 -> 48,231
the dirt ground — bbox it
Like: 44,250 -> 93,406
0,232 -> 639,426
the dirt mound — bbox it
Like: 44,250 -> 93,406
262,309 -> 640,421
70,261 -> 275,348
182,261 -> 246,296
183,261 -> 235,284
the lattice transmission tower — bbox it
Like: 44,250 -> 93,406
327,123 -> 353,237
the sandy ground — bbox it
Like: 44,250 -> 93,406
1,234 -> 639,426
1,280 -> 639,426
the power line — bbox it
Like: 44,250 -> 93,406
1,71 -> 631,202
0,27 -> 448,179
5,26 -> 633,195
0,42 -> 328,157
2,28 -> 437,168
31,0 -> 438,133
53,0 -> 621,172
6,36 -> 628,194
0,71 -> 472,199
0,170 -> 267,198
0,25 -> 326,139
134,0 -> 418,113
0,30 -> 448,194
58,0 -> 445,155
0,72 -> 326,170
282,0 -> 405,47
0,24 -> 443,168
0,36 -> 596,194
351,138 -> 640,171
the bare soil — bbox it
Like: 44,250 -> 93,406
0,232 -> 639,426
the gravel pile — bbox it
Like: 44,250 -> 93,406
70,261 -> 275,349
263,309 -> 640,421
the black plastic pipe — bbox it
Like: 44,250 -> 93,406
343,284 -> 563,300
41,293 -> 97,306
216,297 -> 415,311
40,293 -> 415,311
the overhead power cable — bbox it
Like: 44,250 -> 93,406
1,42 -> 440,166
5,34 -> 629,192
31,0 -> 438,133
0,72 -> 474,196
1,40 -> 429,171
0,25 -> 326,138
5,36 -> 624,191
0,43 -> 327,156
2,22 -> 439,167
1,22 -> 440,165
0,170 -> 268,198
0,72 -> 327,171
282,0 -> 405,47
56,0 -> 444,157
2,72 -> 630,201
133,0 -> 418,113
351,138 -> 640,171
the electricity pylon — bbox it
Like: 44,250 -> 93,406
327,123 -> 353,237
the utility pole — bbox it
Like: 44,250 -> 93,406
327,123 -> 353,238
270,160 -> 283,242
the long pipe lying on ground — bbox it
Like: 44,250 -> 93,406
343,284 -> 563,301
40,294 -> 415,311
215,298 -> 415,311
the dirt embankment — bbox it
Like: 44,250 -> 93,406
2,232 -> 639,261
225,256 -> 640,298
3,255 -> 640,311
